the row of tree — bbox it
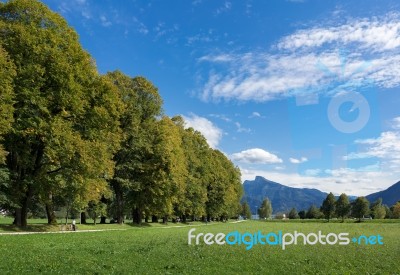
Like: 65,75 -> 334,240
0,0 -> 243,227
241,194 -> 400,221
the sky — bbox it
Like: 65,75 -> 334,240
40,0 -> 400,196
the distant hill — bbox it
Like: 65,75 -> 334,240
242,176 -> 328,214
366,181 -> 400,207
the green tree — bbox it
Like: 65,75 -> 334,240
335,193 -> 351,222
258,198 -> 273,219
298,210 -> 306,219
87,201 -> 108,225
370,198 -> 386,219
0,0 -> 122,226
321,192 -> 336,221
384,205 -> 392,219
177,125 -> 209,221
306,205 -> 322,219
0,46 -> 15,163
288,208 -> 299,219
392,202 -> 400,219
241,202 -> 252,220
352,197 -> 370,221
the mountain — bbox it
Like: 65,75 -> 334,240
242,176 -> 328,214
366,181 -> 400,207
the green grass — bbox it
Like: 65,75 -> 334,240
0,220 -> 399,274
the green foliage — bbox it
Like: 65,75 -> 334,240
288,208 -> 299,219
258,198 -> 273,219
392,202 -> 400,218
87,201 -> 108,225
0,46 -> 15,164
321,192 -> 336,221
0,0 -> 122,226
370,198 -> 386,219
306,205 -> 323,219
0,1 -> 243,228
352,197 -> 370,221
335,193 -> 351,221
241,202 -> 252,219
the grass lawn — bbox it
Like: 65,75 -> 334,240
0,219 -> 399,274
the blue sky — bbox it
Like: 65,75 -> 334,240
41,0 -> 400,196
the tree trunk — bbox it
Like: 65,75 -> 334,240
182,215 -> 187,223
112,181 -> 124,224
45,202 -> 57,225
13,208 -> 22,226
100,216 -> 106,224
132,208 -> 142,225
144,216 -> 149,223
152,215 -> 158,223
162,216 -> 168,224
81,212 -> 87,224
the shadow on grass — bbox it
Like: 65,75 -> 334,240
0,224 -> 59,232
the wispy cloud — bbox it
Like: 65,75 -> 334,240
215,1 -> 232,15
289,157 -> 308,164
100,15 -> 112,27
235,122 -> 251,133
231,148 -> 282,164
344,116 -> 400,171
198,13 -> 400,102
182,113 -> 223,148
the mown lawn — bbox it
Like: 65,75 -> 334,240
0,220 -> 399,274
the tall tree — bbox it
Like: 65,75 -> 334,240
241,202 -> 252,220
321,192 -> 336,221
258,198 -> 273,219
370,198 -> 386,219
175,124 -> 209,221
0,0 -> 122,226
335,193 -> 351,222
288,208 -> 299,219
352,197 -> 370,222
306,205 -> 322,219
391,201 -> 400,219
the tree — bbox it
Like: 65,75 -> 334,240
298,210 -> 306,219
0,0 -> 122,226
241,202 -> 252,220
288,208 -> 299,219
392,202 -> 400,219
321,192 -> 336,221
87,201 -> 107,225
306,205 -> 322,219
258,198 -> 273,219
370,198 -> 386,219
335,193 -> 351,222
352,197 -> 370,221
0,46 -> 15,164
384,205 -> 392,219
105,71 -> 163,224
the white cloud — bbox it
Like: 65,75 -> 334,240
182,113 -> 223,148
391,116 -> 400,129
278,16 -> 400,52
198,14 -> 400,102
289,157 -> 308,164
231,148 -> 282,164
344,117 -> 400,172
249,112 -> 265,118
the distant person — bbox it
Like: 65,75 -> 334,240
72,219 -> 76,231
